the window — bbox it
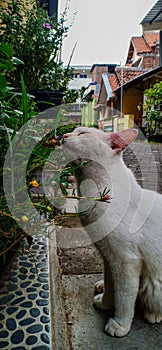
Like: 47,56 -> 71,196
80,74 -> 87,78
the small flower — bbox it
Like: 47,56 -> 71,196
59,26 -> 65,32
21,215 -> 29,222
61,262 -> 67,268
100,194 -> 110,201
50,138 -> 57,144
98,187 -> 111,202
30,180 -> 39,188
43,22 -> 51,29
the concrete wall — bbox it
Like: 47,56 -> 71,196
114,114 -> 134,132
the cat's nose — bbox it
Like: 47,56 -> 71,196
63,133 -> 69,139
62,133 -> 70,143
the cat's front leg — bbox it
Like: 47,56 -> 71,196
93,259 -> 114,310
105,264 -> 140,337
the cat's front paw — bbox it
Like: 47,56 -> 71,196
94,280 -> 104,294
93,293 -> 110,310
105,318 -> 131,337
144,311 -> 162,324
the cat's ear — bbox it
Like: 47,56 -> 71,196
106,129 -> 138,154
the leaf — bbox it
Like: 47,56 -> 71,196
20,74 -> 28,124
14,109 -> 23,115
0,43 -> 13,59
29,136 -> 42,142
12,57 -> 24,65
0,75 -> 7,92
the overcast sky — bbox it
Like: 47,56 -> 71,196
59,0 -> 157,66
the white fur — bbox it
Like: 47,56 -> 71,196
63,127 -> 162,337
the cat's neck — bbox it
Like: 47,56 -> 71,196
75,155 -> 142,203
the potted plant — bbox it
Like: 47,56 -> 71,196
0,0 -> 74,110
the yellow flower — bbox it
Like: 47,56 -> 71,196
21,215 -> 29,222
30,179 -> 39,188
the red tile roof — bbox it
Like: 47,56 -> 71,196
132,37 -> 151,53
126,32 -> 160,67
108,75 -> 119,91
107,68 -> 147,92
144,32 -> 160,48
116,67 -> 146,85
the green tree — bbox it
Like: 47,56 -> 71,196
144,81 -> 162,138
0,0 -> 73,92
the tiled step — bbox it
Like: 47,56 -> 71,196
0,232 -> 69,350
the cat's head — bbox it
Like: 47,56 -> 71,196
62,127 -> 138,164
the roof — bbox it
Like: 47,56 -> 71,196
114,65 -> 162,93
110,67 -> 147,91
141,0 -> 162,25
132,33 -> 159,54
97,67 -> 148,103
102,73 -> 113,99
132,36 -> 152,53
144,32 -> 160,47
108,75 -> 119,91
126,32 -> 160,66
97,66 -> 162,106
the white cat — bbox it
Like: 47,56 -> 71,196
62,126 -> 162,337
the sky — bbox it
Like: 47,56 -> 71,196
58,0 -> 157,66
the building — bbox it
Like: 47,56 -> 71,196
140,0 -> 162,66
68,65 -> 92,91
126,32 -> 160,69
82,64 -> 117,126
89,1 -> 162,132
96,66 -> 162,132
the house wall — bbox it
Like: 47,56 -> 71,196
142,55 -> 160,69
81,98 -> 98,127
122,88 -> 143,127
114,114 -> 134,132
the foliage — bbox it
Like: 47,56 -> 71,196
0,42 -> 80,267
0,43 -> 37,267
80,86 -> 87,100
63,89 -> 79,103
63,86 -> 87,104
0,43 -> 36,166
144,81 -> 162,137
0,0 -> 73,92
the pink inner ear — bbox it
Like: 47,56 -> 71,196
109,129 -> 138,152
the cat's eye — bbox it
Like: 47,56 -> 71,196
78,131 -> 87,136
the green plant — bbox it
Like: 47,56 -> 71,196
0,0 -> 73,92
0,42 -> 38,267
0,41 -> 111,269
144,81 -> 162,137
0,48 -> 78,265
63,89 -> 79,103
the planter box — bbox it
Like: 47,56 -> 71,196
31,90 -> 64,111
